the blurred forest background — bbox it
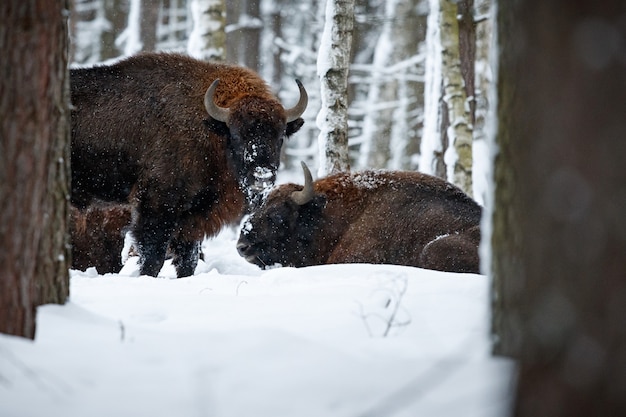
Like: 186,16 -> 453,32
68,0 -> 493,200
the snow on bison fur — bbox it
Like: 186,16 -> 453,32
70,52 -> 307,277
237,163 -> 483,273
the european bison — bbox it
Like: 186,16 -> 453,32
237,163 -> 483,273
70,204 -> 132,274
70,52 -> 307,277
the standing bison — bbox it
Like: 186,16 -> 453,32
70,52 -> 307,277
237,163 -> 483,273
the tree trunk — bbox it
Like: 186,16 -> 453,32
440,0 -> 473,195
187,0 -> 226,61
317,0 -> 354,175
101,0 -> 127,61
225,0 -> 241,63
267,1 -> 284,89
140,0 -> 160,52
491,0 -> 626,415
421,0 -> 474,195
226,0 -> 261,70
241,0 -> 261,71
0,0 -> 71,339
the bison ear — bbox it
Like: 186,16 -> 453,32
286,118 -> 304,137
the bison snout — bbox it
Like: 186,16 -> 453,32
236,241 -> 250,256
236,240 -> 260,263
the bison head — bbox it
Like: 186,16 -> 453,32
237,162 -> 327,268
205,80 -> 307,209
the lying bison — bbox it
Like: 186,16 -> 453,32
70,52 -> 307,277
70,204 -> 132,274
237,163 -> 483,273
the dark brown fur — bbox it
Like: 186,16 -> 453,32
237,170 -> 483,273
70,52 -> 304,277
70,204 -> 132,274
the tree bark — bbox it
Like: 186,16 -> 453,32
317,0 -> 354,175
440,0 -> 473,195
0,0 -> 71,339
241,0 -> 261,71
491,0 -> 626,415
101,0 -> 127,61
226,0 -> 261,70
140,0 -> 160,52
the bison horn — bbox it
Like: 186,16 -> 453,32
285,80 -> 308,123
204,79 -> 230,123
291,161 -> 315,206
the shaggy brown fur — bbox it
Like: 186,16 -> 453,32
237,169 -> 483,273
70,204 -> 132,274
70,52 -> 305,277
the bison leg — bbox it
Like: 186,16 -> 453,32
132,213 -> 174,277
170,239 -> 200,278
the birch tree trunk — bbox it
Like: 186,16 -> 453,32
317,0 -> 354,175
440,0 -> 473,195
491,0 -> 626,414
187,0 -> 226,61
420,0 -> 445,177
0,0 -> 71,339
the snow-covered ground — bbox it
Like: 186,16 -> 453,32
0,225 -> 513,417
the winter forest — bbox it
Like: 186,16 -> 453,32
2,0 -> 626,416
68,0 -> 491,200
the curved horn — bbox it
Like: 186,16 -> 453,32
291,161 -> 315,206
204,79 -> 230,123
285,80 -> 308,123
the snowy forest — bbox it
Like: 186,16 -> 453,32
2,0 -> 626,416
68,0 -> 492,199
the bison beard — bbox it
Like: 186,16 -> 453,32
70,53 -> 307,277
237,163 -> 483,273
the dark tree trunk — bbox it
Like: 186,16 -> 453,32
491,0 -> 626,415
226,0 -> 261,71
140,0 -> 160,52
457,0 -> 475,123
0,0 -> 71,339
102,0 -> 128,60
225,0 -> 241,63
241,0 -> 260,71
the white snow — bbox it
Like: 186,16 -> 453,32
0,226 -> 513,417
